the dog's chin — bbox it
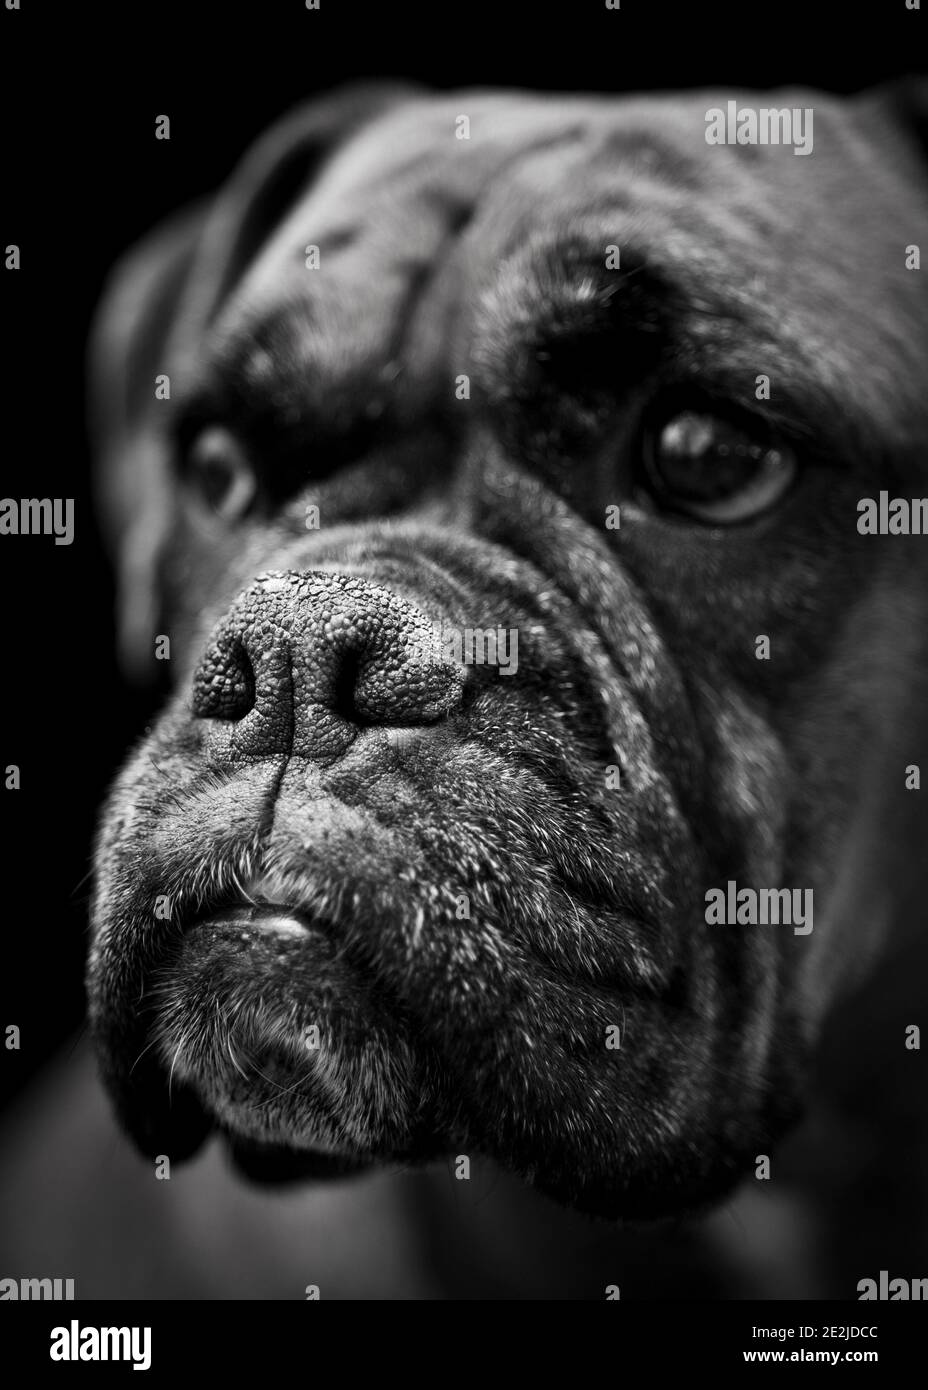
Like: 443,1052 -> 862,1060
151,905 -> 435,1168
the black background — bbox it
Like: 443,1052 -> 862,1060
0,0 -> 924,1109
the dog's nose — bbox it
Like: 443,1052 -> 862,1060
191,570 -> 465,760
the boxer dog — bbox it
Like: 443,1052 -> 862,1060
87,81 -> 928,1231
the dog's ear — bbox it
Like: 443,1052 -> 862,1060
88,202 -> 207,682
89,82 -> 417,680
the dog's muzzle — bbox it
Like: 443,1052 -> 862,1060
88,509 -> 791,1217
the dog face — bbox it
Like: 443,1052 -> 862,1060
87,83 -> 928,1216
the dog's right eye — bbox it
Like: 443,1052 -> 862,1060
638,408 -> 797,524
181,427 -> 257,521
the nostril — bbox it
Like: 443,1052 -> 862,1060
191,635 -> 256,721
331,648 -> 364,724
352,645 -> 465,726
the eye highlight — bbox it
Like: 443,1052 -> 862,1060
182,426 -> 256,521
640,409 -> 797,523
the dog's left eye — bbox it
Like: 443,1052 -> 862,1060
182,427 -> 257,521
641,410 -> 796,523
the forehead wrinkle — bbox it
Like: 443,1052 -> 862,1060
468,217 -> 868,466
475,219 -> 668,339
194,199 -> 478,445
204,107 -> 687,423
205,125 -> 609,431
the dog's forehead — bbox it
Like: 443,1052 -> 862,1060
222,87 -> 913,325
264,86 -> 905,252
190,87 -> 927,455
304,88 -> 860,207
